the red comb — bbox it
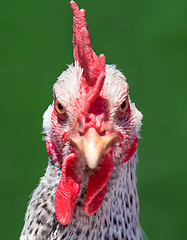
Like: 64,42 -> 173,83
70,1 -> 106,129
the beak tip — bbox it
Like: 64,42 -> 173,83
84,151 -> 101,170
86,160 -> 99,170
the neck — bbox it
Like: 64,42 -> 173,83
20,153 -> 142,240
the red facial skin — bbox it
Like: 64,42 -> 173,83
115,103 -> 139,164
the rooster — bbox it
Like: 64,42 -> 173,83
20,1 -> 144,240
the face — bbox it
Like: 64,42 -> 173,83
43,64 -> 142,225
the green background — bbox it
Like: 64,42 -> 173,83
0,0 -> 186,239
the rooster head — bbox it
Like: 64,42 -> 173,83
43,1 -> 142,226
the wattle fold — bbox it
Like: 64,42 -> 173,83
55,153 -> 81,225
55,151 -> 113,225
84,151 -> 113,215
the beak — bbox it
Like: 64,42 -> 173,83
71,128 -> 116,169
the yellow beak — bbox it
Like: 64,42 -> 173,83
71,127 -> 116,169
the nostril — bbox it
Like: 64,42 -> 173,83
79,131 -> 84,137
77,117 -> 85,134
99,130 -> 106,136
78,118 -> 82,129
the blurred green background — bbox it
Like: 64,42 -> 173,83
0,0 -> 186,239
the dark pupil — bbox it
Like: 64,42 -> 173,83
121,101 -> 126,109
58,103 -> 63,111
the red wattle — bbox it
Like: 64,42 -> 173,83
84,151 -> 113,215
55,153 -> 81,225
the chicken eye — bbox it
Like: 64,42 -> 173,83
55,101 -> 66,115
119,98 -> 128,114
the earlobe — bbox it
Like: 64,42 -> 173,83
46,133 -> 62,163
119,137 -> 139,165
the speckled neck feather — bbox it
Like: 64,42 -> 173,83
20,153 -> 142,240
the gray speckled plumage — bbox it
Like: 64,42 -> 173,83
20,153 -> 142,240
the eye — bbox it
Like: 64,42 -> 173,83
55,101 -> 66,115
118,98 -> 129,114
